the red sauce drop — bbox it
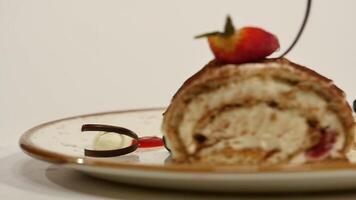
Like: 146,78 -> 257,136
306,129 -> 336,159
136,136 -> 164,148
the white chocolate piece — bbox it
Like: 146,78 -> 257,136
93,132 -> 132,150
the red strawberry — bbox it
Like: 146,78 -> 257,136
196,16 -> 279,64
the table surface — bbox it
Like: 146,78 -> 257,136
2,0 -> 356,199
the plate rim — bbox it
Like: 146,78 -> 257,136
19,107 -> 356,174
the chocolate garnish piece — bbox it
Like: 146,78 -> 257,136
279,0 -> 312,58
82,124 -> 139,157
162,136 -> 171,152
353,99 -> 356,113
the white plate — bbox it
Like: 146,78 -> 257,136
20,108 -> 356,193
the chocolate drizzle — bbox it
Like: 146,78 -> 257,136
82,124 -> 139,157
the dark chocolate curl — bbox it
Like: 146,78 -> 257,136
278,0 -> 312,58
81,124 -> 139,157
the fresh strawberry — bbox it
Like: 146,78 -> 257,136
196,16 -> 280,64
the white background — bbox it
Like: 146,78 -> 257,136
1,0 -> 356,199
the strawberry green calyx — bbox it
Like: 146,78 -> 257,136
195,15 -> 235,39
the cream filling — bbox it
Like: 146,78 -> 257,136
178,76 -> 345,162
179,76 -> 292,153
198,104 -> 308,163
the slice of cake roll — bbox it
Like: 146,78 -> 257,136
162,58 -> 355,165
